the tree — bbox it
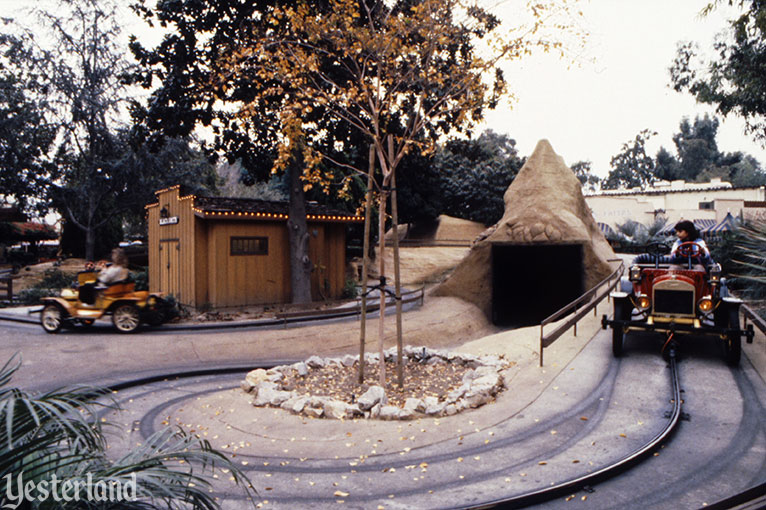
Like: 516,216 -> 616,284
129,0 -> 368,304
570,160 -> 599,192
19,0 -> 138,260
602,129 -> 657,190
670,1 -> 766,145
653,114 -> 766,187
218,0 -> 582,387
0,32 -> 56,216
0,355 -> 254,509
436,131 -> 524,224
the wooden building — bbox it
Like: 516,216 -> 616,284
146,186 -> 362,309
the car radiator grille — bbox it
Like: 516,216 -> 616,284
654,289 -> 694,315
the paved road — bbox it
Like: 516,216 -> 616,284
0,297 -> 494,390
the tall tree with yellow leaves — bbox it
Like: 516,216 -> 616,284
216,0 -> 583,390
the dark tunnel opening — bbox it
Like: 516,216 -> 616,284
491,243 -> 584,327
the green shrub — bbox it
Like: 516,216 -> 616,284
130,267 -> 148,291
342,278 -> 359,299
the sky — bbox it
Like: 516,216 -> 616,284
478,0 -> 766,177
1,0 -> 765,180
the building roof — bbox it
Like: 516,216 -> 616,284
147,186 -> 363,223
191,196 -> 363,223
584,180 -> 764,198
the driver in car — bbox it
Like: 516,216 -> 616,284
669,220 -> 712,268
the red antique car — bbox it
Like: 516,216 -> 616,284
602,241 -> 754,366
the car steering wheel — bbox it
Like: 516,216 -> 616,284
676,241 -> 704,258
675,241 -> 706,269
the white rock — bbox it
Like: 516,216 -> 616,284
304,406 -> 324,418
472,374 -> 501,390
369,403 -> 381,418
379,405 -> 401,420
425,401 -> 447,415
341,355 -> 356,367
281,396 -> 309,414
306,355 -> 326,368
446,383 -> 469,403
324,400 -> 353,420
245,369 -> 269,386
256,381 -> 278,392
241,380 -> 255,393
253,387 -> 293,406
403,398 -> 423,413
358,386 -> 386,410
444,404 -> 458,416
398,407 -> 416,420
462,392 -> 491,408
267,371 -> 284,383
293,362 -> 309,376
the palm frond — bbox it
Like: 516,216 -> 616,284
0,356 -> 256,509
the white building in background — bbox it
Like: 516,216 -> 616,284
585,178 -> 766,231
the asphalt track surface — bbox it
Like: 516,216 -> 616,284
0,310 -> 764,508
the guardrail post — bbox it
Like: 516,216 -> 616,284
539,324 -> 544,367
573,304 -> 578,336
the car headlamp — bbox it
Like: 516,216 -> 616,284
698,296 -> 713,313
635,293 -> 651,311
629,265 -> 642,282
709,263 -> 722,284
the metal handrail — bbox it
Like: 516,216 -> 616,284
539,258 -> 625,366
274,285 -> 426,327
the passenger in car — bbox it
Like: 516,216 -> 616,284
96,248 -> 130,286
669,220 -> 712,268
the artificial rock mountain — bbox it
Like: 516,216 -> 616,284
434,139 -> 615,320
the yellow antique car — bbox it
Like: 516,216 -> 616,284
39,270 -> 172,334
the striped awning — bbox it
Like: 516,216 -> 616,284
597,222 -> 615,236
704,213 -> 739,234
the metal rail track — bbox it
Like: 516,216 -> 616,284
101,350 -> 686,509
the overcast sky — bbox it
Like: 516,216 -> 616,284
480,0 -> 766,177
2,0 -> 765,180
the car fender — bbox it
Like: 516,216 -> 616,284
40,296 -> 74,315
107,298 -> 143,313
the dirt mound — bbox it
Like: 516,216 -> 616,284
434,139 -> 615,320
386,215 -> 486,244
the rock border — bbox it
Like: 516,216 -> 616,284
241,346 -> 511,420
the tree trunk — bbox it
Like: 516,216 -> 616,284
85,224 -> 96,262
358,146 -> 375,384
377,188 -> 388,388
287,148 -> 313,304
390,168 -> 404,388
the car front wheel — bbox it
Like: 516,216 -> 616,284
112,303 -> 140,333
724,308 -> 741,367
612,299 -> 630,357
41,304 -> 64,334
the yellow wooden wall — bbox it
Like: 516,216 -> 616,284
207,221 -> 290,307
147,187 -> 197,306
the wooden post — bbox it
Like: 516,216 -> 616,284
358,146 -> 375,384
390,137 -> 404,388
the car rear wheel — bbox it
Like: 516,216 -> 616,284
612,299 -> 630,357
112,303 -> 140,333
41,304 -> 64,334
724,308 -> 741,367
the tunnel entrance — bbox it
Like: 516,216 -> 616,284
491,243 -> 584,327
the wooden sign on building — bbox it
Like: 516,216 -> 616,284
146,186 -> 362,308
